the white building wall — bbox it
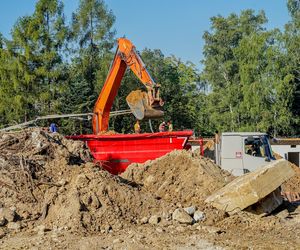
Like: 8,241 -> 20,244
272,145 -> 300,157
272,144 -> 300,166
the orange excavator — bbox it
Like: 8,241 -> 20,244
67,38 -> 193,174
92,38 -> 164,134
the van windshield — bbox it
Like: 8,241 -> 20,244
244,135 -> 274,160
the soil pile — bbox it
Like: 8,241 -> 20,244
121,150 -> 233,208
126,90 -> 147,105
281,164 -> 300,193
0,128 -> 91,210
0,128 -> 171,234
97,130 -> 118,135
1,129 -> 300,249
273,152 -> 300,193
193,139 -> 215,160
42,165 -> 171,233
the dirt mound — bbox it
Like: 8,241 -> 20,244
282,164 -> 300,193
97,130 -> 118,135
43,165 -> 171,233
0,128 -> 91,208
121,150 -> 233,209
0,128 -> 172,234
273,152 -> 300,193
192,139 -> 215,160
126,90 -> 147,105
1,129 -> 300,249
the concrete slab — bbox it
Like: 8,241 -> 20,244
205,159 -> 295,214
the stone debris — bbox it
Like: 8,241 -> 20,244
0,128 -> 300,250
140,217 -> 149,224
193,211 -> 205,222
113,238 -> 123,244
172,208 -> 193,225
205,159 -> 295,214
0,228 -> 5,239
35,225 -> 47,235
184,206 -> 196,216
148,215 -> 161,225
7,222 -> 21,231
0,217 -> 6,226
0,208 -> 16,223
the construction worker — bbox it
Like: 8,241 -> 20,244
49,123 -> 58,133
134,120 -> 141,134
158,121 -> 166,132
167,120 -> 173,132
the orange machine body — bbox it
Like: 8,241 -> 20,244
92,38 -> 158,134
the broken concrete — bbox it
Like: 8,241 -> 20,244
184,206 -> 196,216
205,159 -> 295,214
172,208 -> 193,225
7,222 -> 21,231
0,217 -> 6,226
246,188 -> 283,215
0,208 -> 16,223
193,211 -> 205,222
148,215 -> 161,225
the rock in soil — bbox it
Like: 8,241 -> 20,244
0,208 -> 16,222
7,222 -> 21,231
1,129 -> 300,249
172,208 -> 193,225
193,211 -> 205,222
184,206 -> 196,216
0,217 -> 7,226
148,215 -> 161,225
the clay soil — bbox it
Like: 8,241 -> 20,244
0,128 -> 299,250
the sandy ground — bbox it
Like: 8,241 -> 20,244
0,128 -> 300,250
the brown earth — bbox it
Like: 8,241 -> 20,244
96,130 -> 118,135
0,128 -> 172,234
121,150 -> 234,223
126,90 -> 147,105
0,128 -> 299,249
193,139 -> 215,160
273,152 -> 300,196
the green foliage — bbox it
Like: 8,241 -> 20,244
0,1 -> 299,137
284,0 -> 300,135
202,9 -> 298,136
0,0 -> 68,127
59,0 -> 116,134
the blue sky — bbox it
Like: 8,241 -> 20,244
0,0 -> 291,70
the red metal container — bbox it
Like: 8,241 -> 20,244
68,130 -> 193,174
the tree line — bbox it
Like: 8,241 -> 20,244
0,0 -> 299,137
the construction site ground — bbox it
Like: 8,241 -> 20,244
0,128 -> 300,249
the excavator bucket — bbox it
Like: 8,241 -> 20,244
126,90 -> 164,120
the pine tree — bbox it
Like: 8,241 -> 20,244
285,0 -> 300,135
60,0 -> 115,133
4,0 -> 68,124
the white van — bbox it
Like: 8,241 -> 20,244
216,132 -> 275,176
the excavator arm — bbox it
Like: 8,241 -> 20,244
92,38 -> 163,134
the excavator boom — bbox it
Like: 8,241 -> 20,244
92,38 -> 163,134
